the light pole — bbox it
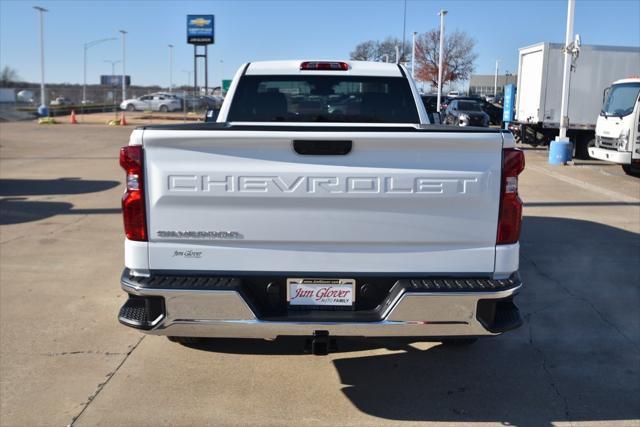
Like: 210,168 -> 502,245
119,30 -> 127,102
219,60 -> 224,87
83,38 -> 116,104
493,60 -> 501,97
436,9 -> 447,113
550,0 -> 578,164
411,31 -> 417,80
33,6 -> 48,115
168,44 -> 174,93
559,0 -> 575,141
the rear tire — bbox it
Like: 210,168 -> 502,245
440,338 -> 478,346
574,136 -> 595,160
159,105 -> 169,113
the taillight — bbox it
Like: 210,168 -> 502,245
497,148 -> 525,245
119,145 -> 147,241
300,61 -> 349,71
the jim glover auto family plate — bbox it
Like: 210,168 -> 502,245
286,278 -> 356,307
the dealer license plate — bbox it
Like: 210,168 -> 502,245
287,278 -> 355,307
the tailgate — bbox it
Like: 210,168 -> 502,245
143,129 -> 503,273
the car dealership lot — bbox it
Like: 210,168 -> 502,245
0,122 -> 638,426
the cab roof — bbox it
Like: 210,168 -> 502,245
244,60 -> 404,77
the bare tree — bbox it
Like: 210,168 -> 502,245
414,29 -> 477,89
350,37 -> 411,63
350,41 -> 377,61
376,37 -> 410,63
0,66 -> 20,85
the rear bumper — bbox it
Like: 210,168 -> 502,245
588,147 -> 632,164
119,269 -> 523,339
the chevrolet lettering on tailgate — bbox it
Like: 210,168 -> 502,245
167,175 -> 481,195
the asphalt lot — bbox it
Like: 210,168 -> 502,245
0,121 -> 639,427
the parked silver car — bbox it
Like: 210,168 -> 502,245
120,95 -> 181,112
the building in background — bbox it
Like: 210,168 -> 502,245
469,74 -> 517,97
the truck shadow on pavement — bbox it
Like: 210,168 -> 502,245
0,178 -> 120,225
0,178 -> 119,197
186,216 -> 639,425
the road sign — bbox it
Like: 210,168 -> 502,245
187,15 -> 214,45
222,79 -> 232,92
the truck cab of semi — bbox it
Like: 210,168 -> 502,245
589,78 -> 640,176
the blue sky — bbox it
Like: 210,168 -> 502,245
1,0 -> 639,88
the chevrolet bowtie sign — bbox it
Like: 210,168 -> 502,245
187,14 -> 214,45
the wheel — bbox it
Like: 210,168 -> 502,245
440,338 -> 478,346
159,105 -> 169,113
574,136 -> 595,160
622,164 -> 640,177
126,104 -> 135,112
167,336 -> 204,346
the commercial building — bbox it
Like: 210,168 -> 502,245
469,74 -> 517,97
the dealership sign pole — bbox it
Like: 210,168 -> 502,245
187,15 -> 214,96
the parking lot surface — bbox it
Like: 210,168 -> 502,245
1,122 -> 639,426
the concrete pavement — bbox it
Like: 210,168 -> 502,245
0,122 -> 638,426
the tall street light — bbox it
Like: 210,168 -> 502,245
493,59 -> 501,97
33,6 -> 48,115
119,30 -> 127,102
411,31 -> 417,80
549,0 -> 578,165
83,37 -> 116,104
168,44 -> 174,93
436,9 -> 447,113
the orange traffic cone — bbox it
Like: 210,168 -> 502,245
120,112 -> 128,126
70,110 -> 78,124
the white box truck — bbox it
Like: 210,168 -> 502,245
589,77 -> 640,176
512,42 -> 640,158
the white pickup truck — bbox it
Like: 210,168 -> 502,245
118,60 -> 525,353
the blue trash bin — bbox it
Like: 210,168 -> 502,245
548,138 -> 573,165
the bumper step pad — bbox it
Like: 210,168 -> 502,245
118,295 -> 165,330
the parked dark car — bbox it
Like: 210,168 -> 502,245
443,99 -> 490,127
454,96 -> 503,125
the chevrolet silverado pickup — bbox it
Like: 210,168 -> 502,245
118,60 -> 525,353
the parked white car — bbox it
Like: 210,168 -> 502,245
120,95 -> 181,112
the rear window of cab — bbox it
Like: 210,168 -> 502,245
227,75 -> 419,123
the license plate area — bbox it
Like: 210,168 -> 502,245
287,278 -> 356,310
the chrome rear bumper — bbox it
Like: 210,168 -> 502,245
120,271 -> 522,339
